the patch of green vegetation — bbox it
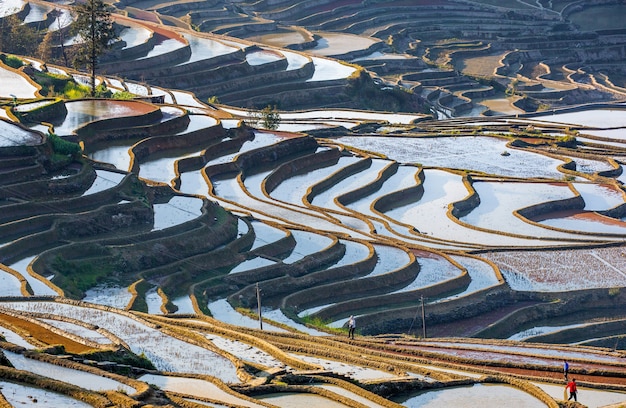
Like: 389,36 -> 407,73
63,81 -> 93,99
32,71 -> 73,97
81,348 -> 156,371
3,54 -> 24,69
556,135 -> 577,148
537,103 -> 551,111
49,133 -> 82,156
300,314 -> 345,335
51,256 -> 114,299
47,133 -> 81,169
118,175 -> 150,208
112,91 -> 136,100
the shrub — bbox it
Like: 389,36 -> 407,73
112,91 -> 135,100
63,81 -> 92,99
94,84 -> 113,98
32,71 -> 73,97
556,135 -> 577,148
48,133 -> 81,156
4,55 -> 24,69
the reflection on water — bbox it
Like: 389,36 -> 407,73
0,120 -> 42,146
23,3 -> 52,24
537,108 -> 626,128
89,143 -> 133,171
52,100 -> 154,136
139,374 -> 266,408
180,33 -> 238,65
0,381 -> 91,407
47,9 -> 72,31
118,24 -> 152,49
7,256 -> 57,296
5,351 -> 136,393
246,50 -> 283,66
306,57 -> 357,82
310,32 -> 378,56
393,383 -> 545,408
0,269 -> 23,296
84,170 -> 125,195
258,392 -> 350,408
0,64 -> 39,98
152,196 -> 203,231
138,37 -> 186,60
0,0 -> 24,17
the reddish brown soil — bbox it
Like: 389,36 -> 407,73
0,313 -> 95,354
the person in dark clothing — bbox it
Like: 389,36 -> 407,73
564,360 -> 569,380
347,315 -> 356,339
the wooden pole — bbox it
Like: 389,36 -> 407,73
421,295 -> 426,339
256,282 -> 263,330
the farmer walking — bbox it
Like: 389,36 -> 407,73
567,379 -> 578,402
564,360 -> 569,380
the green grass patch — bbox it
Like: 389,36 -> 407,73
299,314 -> 346,335
51,256 -> 115,299
32,71 -> 73,97
112,91 -> 136,100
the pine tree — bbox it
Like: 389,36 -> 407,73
71,0 -> 117,96
0,14 -> 39,56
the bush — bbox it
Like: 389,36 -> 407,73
94,84 -> 113,98
63,81 -> 92,99
32,71 -> 73,97
48,133 -> 81,156
556,135 -> 577,148
112,91 -> 135,100
4,55 -> 24,69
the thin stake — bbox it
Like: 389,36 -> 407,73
421,295 -> 426,339
256,282 -> 263,330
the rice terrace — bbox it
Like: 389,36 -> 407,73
0,0 -> 626,406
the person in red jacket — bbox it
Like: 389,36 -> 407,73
567,379 -> 578,402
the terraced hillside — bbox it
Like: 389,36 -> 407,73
1,0 -> 626,407
106,0 -> 626,115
